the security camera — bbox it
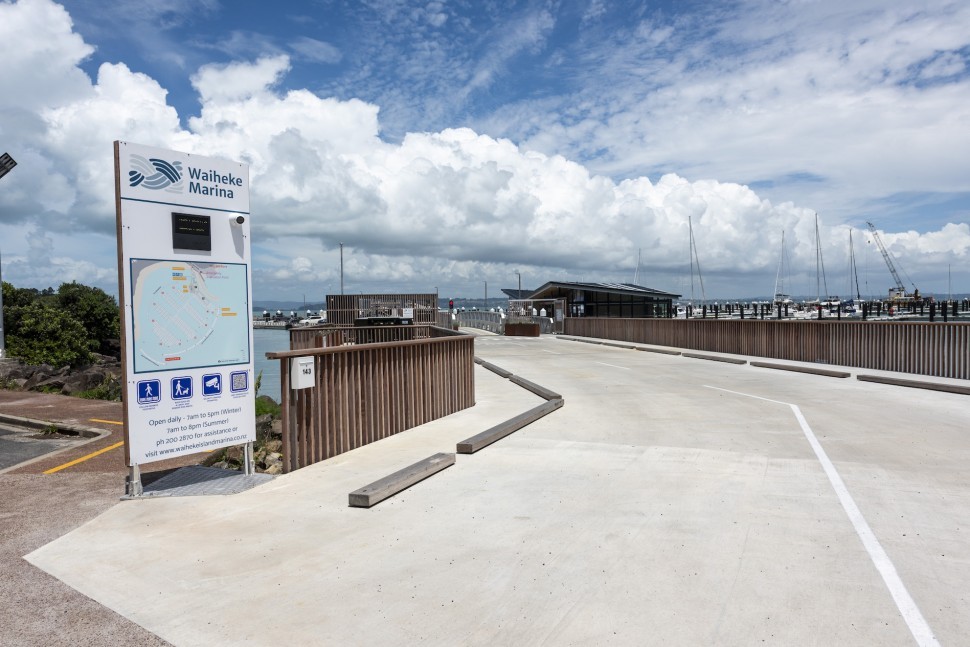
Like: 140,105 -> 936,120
234,215 -> 245,225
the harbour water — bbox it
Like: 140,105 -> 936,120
253,327 -> 289,403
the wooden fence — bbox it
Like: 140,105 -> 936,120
267,328 -> 475,472
565,318 -> 970,379
289,325 -> 441,351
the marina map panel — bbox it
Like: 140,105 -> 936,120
131,259 -> 250,374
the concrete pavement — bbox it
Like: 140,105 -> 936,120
20,335 -> 970,645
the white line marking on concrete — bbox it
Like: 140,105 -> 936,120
594,361 -> 629,370
705,385 -> 940,647
540,350 -> 561,355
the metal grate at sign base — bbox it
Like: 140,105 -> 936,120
125,465 -> 273,498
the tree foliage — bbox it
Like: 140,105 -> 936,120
3,280 -> 120,367
56,281 -> 120,354
5,302 -> 93,368
2,281 -> 41,308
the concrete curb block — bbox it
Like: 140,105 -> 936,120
508,375 -> 562,401
857,375 -> 970,395
349,453 -> 456,508
463,357 -> 565,452
0,412 -> 105,438
750,362 -> 851,378
556,336 -> 604,345
634,347 -> 683,356
475,358 -> 513,378
457,399 -> 564,454
682,353 -> 748,365
349,360 -> 566,508
558,335 -> 682,355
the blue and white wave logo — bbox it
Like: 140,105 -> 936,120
128,155 -> 184,193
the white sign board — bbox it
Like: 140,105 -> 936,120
114,141 -> 255,465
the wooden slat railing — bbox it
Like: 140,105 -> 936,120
267,330 -> 475,472
564,318 -> 970,380
290,324 -> 444,350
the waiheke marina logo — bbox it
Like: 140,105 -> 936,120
129,155 -> 184,193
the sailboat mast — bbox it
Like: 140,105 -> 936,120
773,230 -> 785,299
688,216 -> 706,306
849,230 -> 862,301
688,218 -> 695,306
815,216 -> 820,301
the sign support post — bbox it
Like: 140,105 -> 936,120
128,463 -> 143,497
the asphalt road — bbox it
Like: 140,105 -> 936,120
0,423 -> 87,471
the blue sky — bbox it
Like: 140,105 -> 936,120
1,0 -> 969,300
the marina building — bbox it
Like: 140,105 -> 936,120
526,281 -> 680,319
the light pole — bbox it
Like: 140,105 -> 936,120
514,270 -> 521,297
484,279 -> 487,308
339,242 -> 344,295
0,153 -> 16,360
0,153 -> 16,181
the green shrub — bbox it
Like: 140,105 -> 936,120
5,302 -> 93,368
255,395 -> 281,418
76,376 -> 123,401
56,282 -> 120,355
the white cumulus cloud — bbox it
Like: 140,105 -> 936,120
0,0 -> 967,302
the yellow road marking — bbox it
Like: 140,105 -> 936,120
89,418 -> 124,426
44,441 -> 125,474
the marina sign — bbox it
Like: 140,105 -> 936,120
114,141 -> 255,477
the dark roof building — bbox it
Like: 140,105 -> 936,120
527,281 -> 680,319
500,288 -> 536,300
